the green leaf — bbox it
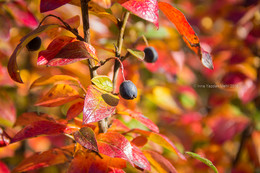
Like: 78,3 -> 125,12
91,75 -> 113,92
127,49 -> 145,61
185,151 -> 218,173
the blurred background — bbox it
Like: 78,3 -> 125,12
0,0 -> 259,172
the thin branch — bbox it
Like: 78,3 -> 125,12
98,11 -> 130,133
80,0 -> 97,78
112,11 -> 130,93
232,124 -> 253,167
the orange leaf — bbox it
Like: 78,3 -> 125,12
144,150 -> 177,173
158,2 -> 213,69
14,112 -> 55,127
68,150 -> 126,173
35,84 -> 80,107
13,145 -> 74,172
92,0 -> 111,8
67,101 -> 84,120
128,129 -> 186,160
122,0 -> 159,28
8,24 -> 60,83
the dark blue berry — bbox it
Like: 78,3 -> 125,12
26,36 -> 41,51
144,46 -> 158,63
119,80 -> 137,100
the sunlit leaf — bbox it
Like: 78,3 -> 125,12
92,0 -> 111,8
186,151 -> 218,173
8,24 -> 60,83
89,1 -> 118,24
97,132 -> 134,165
127,49 -> 145,61
0,127 -> 11,147
13,145 -> 74,172
91,75 -> 113,92
108,168 -> 125,173
73,127 -> 99,152
40,0 -> 72,13
131,144 -> 151,170
108,119 -> 130,132
128,129 -> 186,160
11,120 -> 78,143
30,75 -> 79,89
5,1 -> 38,28
67,101 -> 84,120
117,104 -> 159,133
144,150 -> 177,173
122,0 -> 159,28
158,2 -> 214,69
68,150 -> 126,173
83,85 -> 117,124
46,41 -> 99,66
35,84 -> 80,107
37,36 -> 75,66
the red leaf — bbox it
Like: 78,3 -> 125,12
128,129 -> 186,160
0,127 -> 11,147
97,132 -> 134,165
158,2 -> 213,69
67,101 -> 84,120
73,127 -> 99,152
131,144 -> 151,170
108,167 -> 125,173
122,0 -> 159,28
6,1 -> 38,28
208,116 -> 250,144
37,36 -> 75,66
11,120 -> 77,143
144,150 -> 177,173
14,112 -> 55,127
0,161 -> 10,173
131,136 -> 148,147
40,0 -> 72,13
83,85 -> 116,124
47,41 -> 99,66
35,84 -> 80,107
117,104 -> 159,133
13,145 -> 74,172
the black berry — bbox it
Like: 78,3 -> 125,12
26,36 -> 41,51
144,46 -> 158,63
119,80 -> 137,100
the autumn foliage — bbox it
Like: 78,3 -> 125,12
0,0 -> 259,172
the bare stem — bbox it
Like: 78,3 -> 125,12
80,0 -> 97,78
98,11 -> 130,133
112,11 -> 130,93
